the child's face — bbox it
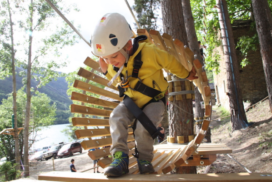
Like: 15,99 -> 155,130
101,51 -> 126,68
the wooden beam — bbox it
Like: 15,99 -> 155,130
83,57 -> 102,73
38,172 -> 272,182
73,80 -> 122,101
75,128 -> 133,139
149,30 -> 167,51
71,104 -> 111,117
77,67 -> 117,91
81,135 -> 134,150
72,118 -> 109,127
71,92 -> 118,108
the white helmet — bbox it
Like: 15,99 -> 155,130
91,13 -> 133,57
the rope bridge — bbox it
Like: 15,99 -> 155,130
37,29 -> 272,181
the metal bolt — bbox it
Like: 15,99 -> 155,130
89,87 -> 91,90
96,141 -> 99,144
88,120 -> 90,123
86,109 -> 88,112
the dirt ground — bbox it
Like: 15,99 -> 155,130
198,99 -> 272,174
23,99 -> 272,180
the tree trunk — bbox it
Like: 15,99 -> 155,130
161,0 -> 196,174
7,0 -> 20,172
252,0 -> 272,113
24,1 -> 34,177
181,0 -> 211,142
217,0 -> 249,130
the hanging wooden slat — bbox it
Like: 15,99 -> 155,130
77,67 -> 117,91
75,128 -> 133,139
71,104 -> 111,117
81,135 -> 135,150
201,120 -> 210,131
154,149 -> 180,174
149,30 -> 167,51
83,57 -> 102,73
73,80 -> 122,101
184,47 -> 194,71
173,39 -> 189,70
71,92 -> 118,108
72,117 -> 109,127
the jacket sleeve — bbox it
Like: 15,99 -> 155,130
153,46 -> 189,79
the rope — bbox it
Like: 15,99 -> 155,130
45,0 -> 92,48
225,154 -> 252,173
124,0 -> 141,29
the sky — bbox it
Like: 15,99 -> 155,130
56,0 -> 139,73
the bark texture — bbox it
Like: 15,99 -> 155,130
217,0 -> 248,130
23,0 -> 34,176
7,0 -> 20,171
252,0 -> 272,113
161,0 -> 196,174
181,0 -> 211,142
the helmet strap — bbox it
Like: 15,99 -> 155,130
119,49 -> 129,65
107,49 -> 129,87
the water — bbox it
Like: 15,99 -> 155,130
31,124 -> 72,150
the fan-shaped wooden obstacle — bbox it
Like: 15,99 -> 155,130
38,30 -> 271,181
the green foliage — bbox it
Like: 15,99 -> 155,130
190,0 -> 272,72
236,34 -> 258,67
0,161 -> 21,181
0,89 -> 56,163
133,0 -> 161,31
0,69 -> 72,125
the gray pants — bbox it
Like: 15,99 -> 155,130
109,100 -> 165,162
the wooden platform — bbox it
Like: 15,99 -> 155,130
38,172 -> 272,182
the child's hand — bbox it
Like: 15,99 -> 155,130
99,57 -> 108,73
187,66 -> 198,81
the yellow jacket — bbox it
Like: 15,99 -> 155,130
105,42 -> 189,108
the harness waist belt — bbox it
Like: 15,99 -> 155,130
123,96 -> 160,139
134,81 -> 165,101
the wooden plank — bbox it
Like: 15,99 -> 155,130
184,47 -> 194,71
205,105 -> 212,117
149,30 -> 167,51
137,29 -> 153,43
173,39 -> 189,70
71,104 -> 111,117
88,142 -> 135,160
73,80 -> 122,101
155,149 -> 180,174
75,128 -> 111,139
201,120 -> 210,131
162,33 -> 179,61
75,128 -> 133,139
71,92 -> 118,109
194,130 -> 205,145
84,57 -> 102,73
81,135 -> 134,150
77,68 -> 117,91
72,117 -> 109,127
38,172 -> 272,182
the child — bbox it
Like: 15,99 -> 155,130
70,159 -> 76,172
90,13 -> 197,177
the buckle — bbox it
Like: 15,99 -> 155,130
154,90 -> 166,101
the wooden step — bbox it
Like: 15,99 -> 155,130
38,172 -> 272,182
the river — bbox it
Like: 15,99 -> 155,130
30,124 -> 72,150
